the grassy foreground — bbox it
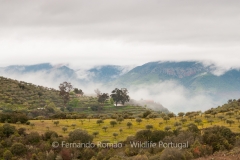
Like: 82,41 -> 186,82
3,113 -> 240,143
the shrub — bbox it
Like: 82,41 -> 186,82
135,129 -> 152,141
159,148 -> 185,160
202,126 -> 236,152
44,131 -> 58,140
110,121 -> 117,127
69,129 -> 93,143
11,143 -> 27,156
26,132 -> 41,144
3,150 -> 13,160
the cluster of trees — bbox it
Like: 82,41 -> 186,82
94,88 -> 130,106
124,124 -> 238,159
0,112 -> 28,123
60,82 -> 130,109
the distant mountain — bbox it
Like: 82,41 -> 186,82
1,61 -> 240,102
86,65 -> 133,83
0,63 -> 133,84
113,61 -> 240,98
0,63 -> 76,80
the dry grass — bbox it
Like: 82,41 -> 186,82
2,113 -> 240,143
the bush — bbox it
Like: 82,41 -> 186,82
2,123 -> 16,137
135,129 -> 152,141
44,131 -> 58,140
3,150 -> 13,160
202,126 -> 236,152
150,130 -> 166,142
124,146 -> 139,157
159,148 -> 185,160
69,129 -> 93,143
26,132 -> 41,144
191,140 -> 213,158
10,143 -> 27,156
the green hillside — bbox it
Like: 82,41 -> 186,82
0,76 -> 64,110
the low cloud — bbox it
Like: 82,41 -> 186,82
1,68 -> 227,114
128,81 -> 221,113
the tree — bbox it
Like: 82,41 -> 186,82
163,116 -> 170,123
116,117 -> 124,124
2,123 -> 16,137
195,119 -> 202,125
18,127 -> 26,136
69,129 -> 93,143
26,132 -> 40,144
62,127 -> 68,133
205,115 -> 211,119
71,124 -> 76,129
135,129 -> 152,141
11,143 -> 27,156
59,82 -> 73,107
226,112 -> 234,118
3,150 -> 13,160
187,123 -> 200,133
142,110 -> 152,118
102,126 -> 108,132
98,93 -> 109,104
226,119 -> 235,126
96,119 -> 104,126
127,122 -> 133,128
236,116 -> 240,122
110,88 -> 130,106
164,126 -> 171,132
146,124 -> 153,130
211,111 -> 217,118
119,128 -> 123,133
218,115 -> 224,121
110,120 -> 117,127
73,88 -> 84,96
113,132 -> 118,139
93,131 -> 99,138
178,112 -> 185,119
136,118 -> 142,125
188,114 -> 194,120
174,122 -> 181,127
208,119 -> 214,125
54,121 -> 59,126
168,112 -> 175,118
178,119 -> 186,124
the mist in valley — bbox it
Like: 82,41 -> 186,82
0,68 -> 234,114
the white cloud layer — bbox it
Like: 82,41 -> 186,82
0,0 -> 239,71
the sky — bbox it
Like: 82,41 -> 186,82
0,0 -> 240,70
1,0 -> 240,112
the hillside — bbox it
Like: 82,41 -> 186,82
0,76 -> 169,118
0,76 -> 64,110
